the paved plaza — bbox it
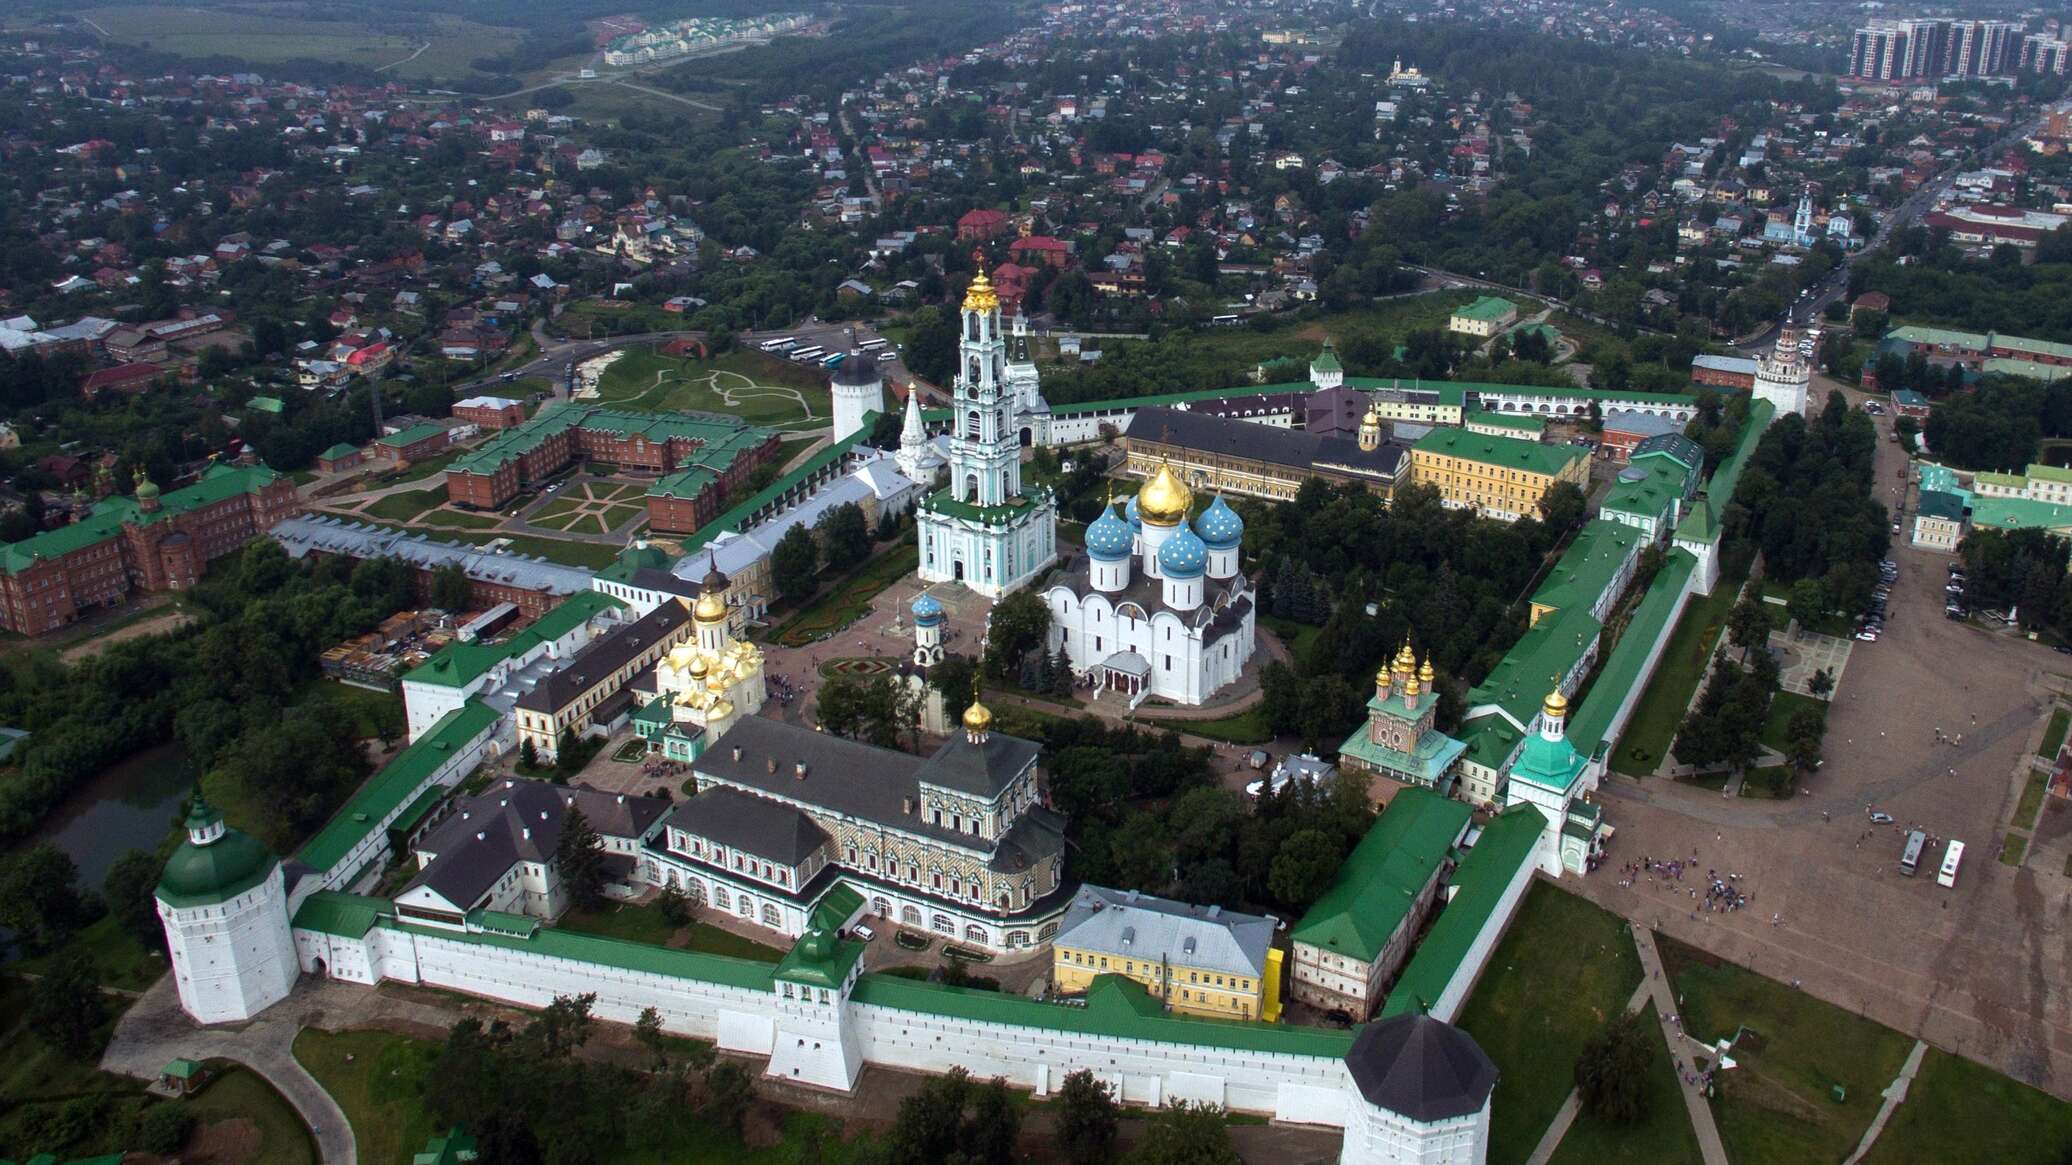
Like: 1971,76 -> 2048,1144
1580,384 -> 2072,1100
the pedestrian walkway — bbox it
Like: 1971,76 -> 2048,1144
1842,1039 -> 1928,1165
1524,977 -> 1653,1165
1632,925 -> 1731,1165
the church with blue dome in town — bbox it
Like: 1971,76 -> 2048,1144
1039,464 -> 1259,706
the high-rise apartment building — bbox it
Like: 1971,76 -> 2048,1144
1851,17 -> 2028,80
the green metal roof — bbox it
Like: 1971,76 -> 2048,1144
247,396 -> 285,414
1885,324 -> 1985,349
291,890 -> 391,939
851,970 -> 1356,1059
403,591 -> 626,689
1465,409 -> 1546,433
0,463 -> 288,576
1969,496 -> 2072,533
1916,489 -> 1966,521
1531,520 -> 1642,615
1310,343 -> 1342,373
448,405 -> 772,483
1044,378 -> 1678,421
596,541 -> 673,583
378,422 -> 450,449
774,928 -> 864,990
1379,804 -> 1547,1019
810,882 -> 865,933
388,916 -> 778,990
1290,788 -> 1471,963
1469,603 -> 1602,732
293,699 -> 500,875
2026,462 -> 2072,486
1453,296 -> 1518,322
1674,499 -> 1715,545
1412,428 -> 1588,478
157,803 -> 277,910
1568,550 -> 1698,755
1982,357 -> 2070,383
318,442 -> 363,461
1600,459 -> 1696,530
921,487 -> 1049,526
674,419 -> 879,552
1511,725 -> 1588,794
1457,714 -> 1523,773
1337,715 -> 1467,784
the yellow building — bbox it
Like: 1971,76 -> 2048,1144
1050,884 -> 1284,1022
1408,429 -> 1590,522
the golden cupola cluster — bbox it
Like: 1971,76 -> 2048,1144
962,265 -> 999,315
1138,462 -> 1194,527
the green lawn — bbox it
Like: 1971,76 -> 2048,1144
1759,690 -> 1826,755
1545,1003 -> 1703,1165
317,680 -> 404,740
385,449 -> 463,484
184,1063 -> 318,1165
1143,706 -> 1273,744
13,915 -> 166,993
366,486 -> 447,522
591,346 -> 831,430
1610,560 -> 1751,777
417,508 -> 503,530
2039,707 -> 2069,760
2013,771 -> 2048,830
1260,613 -> 1322,662
73,5 -> 518,78
1861,1047 -> 2072,1165
1456,883 -> 1645,1165
559,899 -> 786,962
1659,935 -> 1912,1165
769,541 -> 920,647
1738,765 -> 1797,800
2000,833 -> 2027,866
293,1029 -> 442,1165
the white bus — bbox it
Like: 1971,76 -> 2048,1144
1937,839 -> 1965,888
1900,829 -> 1927,876
759,337 -> 797,352
856,337 -> 890,351
789,346 -> 827,363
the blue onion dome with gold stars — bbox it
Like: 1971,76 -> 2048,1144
1085,502 -> 1135,561
911,592 -> 945,626
1195,494 -> 1244,550
1125,492 -> 1143,530
1157,521 -> 1209,579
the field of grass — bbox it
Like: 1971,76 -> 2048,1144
769,541 -> 919,647
13,914 -> 166,992
2013,771 -> 2048,830
1738,765 -> 1797,799
1260,613 -> 1322,662
1545,1003 -> 1702,1165
366,486 -> 448,522
384,449 -> 463,484
1759,690 -> 1826,755
1143,706 -> 1273,744
317,679 -> 404,740
592,347 -> 831,430
1860,1047 -> 2072,1165
294,1030 -> 441,1165
1049,291 -> 1481,381
184,1063 -> 318,1165
1456,883 -> 1644,1165
1659,934 -> 1912,1165
1610,561 -> 1751,778
71,5 -> 520,79
417,508 -> 503,530
2000,832 -> 2027,866
2038,707 -> 2068,759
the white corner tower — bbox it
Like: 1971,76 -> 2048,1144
1311,339 -> 1344,390
1340,1013 -> 1498,1165
915,264 -> 1058,598
830,351 -> 886,445
1754,327 -> 1810,425
156,791 -> 300,1024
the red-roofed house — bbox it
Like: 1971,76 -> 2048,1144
80,363 -> 163,397
1008,235 -> 1073,268
956,208 -> 1011,242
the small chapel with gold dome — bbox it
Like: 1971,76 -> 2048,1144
640,557 -> 767,761
1039,463 -> 1258,706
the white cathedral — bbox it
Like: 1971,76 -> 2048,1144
1041,468 -> 1259,707
915,267 -> 1058,598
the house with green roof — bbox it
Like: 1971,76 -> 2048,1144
1467,602 -> 1601,735
399,590 -> 625,737
1448,296 -> 1519,338
1529,519 -> 1644,625
1378,803 -> 1547,1022
1409,428 -> 1590,522
296,698 -> 501,889
1289,787 -> 1473,1018
1338,650 -> 1468,796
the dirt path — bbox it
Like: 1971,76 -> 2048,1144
60,608 -> 193,662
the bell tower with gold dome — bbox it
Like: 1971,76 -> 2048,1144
916,260 -> 1058,598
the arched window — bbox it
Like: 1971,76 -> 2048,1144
712,886 -> 730,910
761,903 -> 780,927
902,904 -> 922,926
965,924 -> 987,943
931,913 -> 955,935
872,896 -> 891,917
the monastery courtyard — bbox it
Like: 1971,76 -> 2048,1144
1578,393 -> 2072,1101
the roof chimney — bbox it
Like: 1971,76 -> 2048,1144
795,761 -> 808,780
522,828 -> 531,841
616,794 -> 624,803
732,745 -> 743,762
766,757 -> 777,774
902,796 -> 913,815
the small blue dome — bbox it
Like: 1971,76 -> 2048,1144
1125,493 -> 1143,529
911,592 -> 944,624
1157,522 -> 1208,579
1196,494 -> 1244,550
1084,504 -> 1134,561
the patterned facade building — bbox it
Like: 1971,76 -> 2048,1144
0,464 -> 302,635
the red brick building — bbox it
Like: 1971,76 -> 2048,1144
0,464 -> 302,635
453,395 -> 528,430
956,208 -> 1011,242
1689,354 -> 1759,392
445,406 -> 781,523
316,443 -> 364,474
80,362 -> 165,397
373,422 -> 453,463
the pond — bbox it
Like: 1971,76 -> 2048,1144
26,742 -> 195,888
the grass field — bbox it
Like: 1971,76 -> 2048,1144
2013,770 -> 2049,829
1860,1047 -> 2072,1165
384,449 -> 463,484
1610,559 -> 1751,778
1260,613 -> 1322,662
1143,706 -> 1274,744
2039,707 -> 2068,759
1659,934 -> 1912,1165
185,1064 -> 317,1165
72,4 -> 519,80
366,486 -> 447,522
769,541 -> 919,647
559,900 -> 785,962
13,914 -> 166,992
1759,690 -> 1825,755
1544,1003 -> 1703,1165
417,508 -> 503,530
294,1030 -> 441,1165
2000,832 -> 2027,866
1456,883 -> 1644,1165
592,347 -> 831,430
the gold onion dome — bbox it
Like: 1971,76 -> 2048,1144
1543,689 -> 1570,718
1394,643 -> 1417,672
962,698 -> 994,733
694,589 -> 726,623
1138,463 -> 1193,527
688,654 -> 709,677
962,267 -> 999,315
1418,658 -> 1436,684
706,672 -> 727,693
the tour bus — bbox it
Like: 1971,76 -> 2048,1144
1937,839 -> 1966,888
1900,829 -> 1927,876
856,337 -> 890,351
789,346 -> 827,363
1210,313 -> 1242,327
759,337 -> 797,352
821,352 -> 847,369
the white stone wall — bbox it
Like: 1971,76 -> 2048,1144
1423,864 -> 1540,1025
1343,1094 -> 1491,1165
401,681 -> 471,743
162,866 -> 300,1024
305,716 -> 497,892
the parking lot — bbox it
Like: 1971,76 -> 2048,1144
1581,381 -> 2072,1099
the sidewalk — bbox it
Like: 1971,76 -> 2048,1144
1632,926 -> 1731,1165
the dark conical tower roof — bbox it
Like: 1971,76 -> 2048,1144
1345,1013 -> 1498,1123
833,352 -> 880,385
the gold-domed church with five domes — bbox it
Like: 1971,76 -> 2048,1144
646,556 -> 767,760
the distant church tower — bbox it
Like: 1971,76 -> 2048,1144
830,351 -> 885,444
156,792 -> 300,1024
1754,327 -> 1810,424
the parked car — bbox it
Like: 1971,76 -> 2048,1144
1871,811 -> 1895,824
